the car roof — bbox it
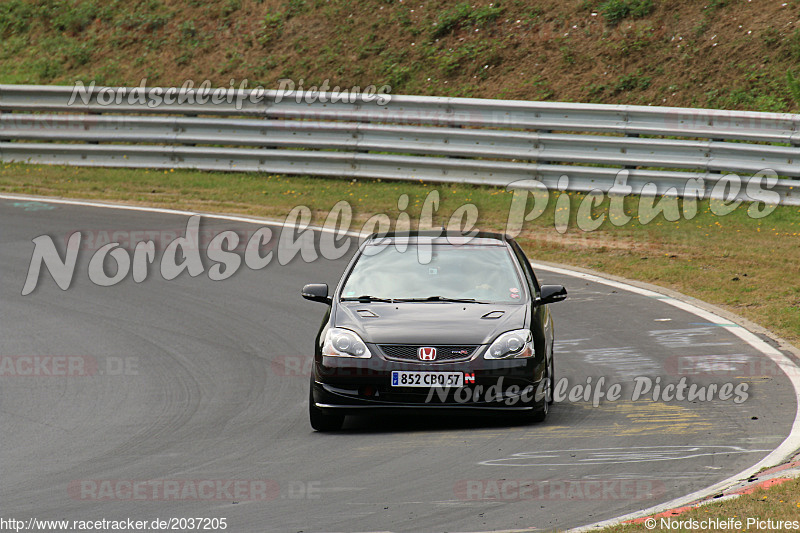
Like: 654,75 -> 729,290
363,230 -> 511,247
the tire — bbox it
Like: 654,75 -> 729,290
528,355 -> 552,423
309,386 -> 344,432
547,351 -> 555,406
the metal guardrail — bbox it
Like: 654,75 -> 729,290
1,84 -> 799,204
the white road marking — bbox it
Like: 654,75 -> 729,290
479,446 -> 771,467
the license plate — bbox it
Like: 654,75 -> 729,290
391,371 -> 464,388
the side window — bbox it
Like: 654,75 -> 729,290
509,242 -> 540,296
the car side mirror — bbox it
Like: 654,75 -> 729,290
537,285 -> 567,305
302,283 -> 331,304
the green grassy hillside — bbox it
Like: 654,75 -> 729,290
3,0 -> 800,111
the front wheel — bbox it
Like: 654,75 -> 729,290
309,386 -> 344,432
547,353 -> 555,405
528,356 -> 552,423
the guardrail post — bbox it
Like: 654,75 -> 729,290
88,110 -> 100,145
536,129 -> 551,165
183,114 -> 196,147
623,133 -> 639,170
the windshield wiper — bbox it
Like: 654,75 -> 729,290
393,296 -> 489,304
340,295 -> 395,303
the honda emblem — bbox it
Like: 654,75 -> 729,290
418,347 -> 437,361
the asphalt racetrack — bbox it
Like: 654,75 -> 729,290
1,197 -> 798,532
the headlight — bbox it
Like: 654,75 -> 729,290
484,329 -> 534,359
322,328 -> 372,358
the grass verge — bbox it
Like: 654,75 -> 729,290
603,476 -> 800,532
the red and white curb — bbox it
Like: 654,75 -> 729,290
618,456 -> 800,528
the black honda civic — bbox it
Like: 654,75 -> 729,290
302,231 -> 567,431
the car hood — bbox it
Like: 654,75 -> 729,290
334,302 -> 528,345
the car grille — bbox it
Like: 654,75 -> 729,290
378,345 -> 479,362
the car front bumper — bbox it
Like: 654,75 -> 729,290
311,355 -> 546,414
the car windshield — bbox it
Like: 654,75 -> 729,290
340,243 -> 525,303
